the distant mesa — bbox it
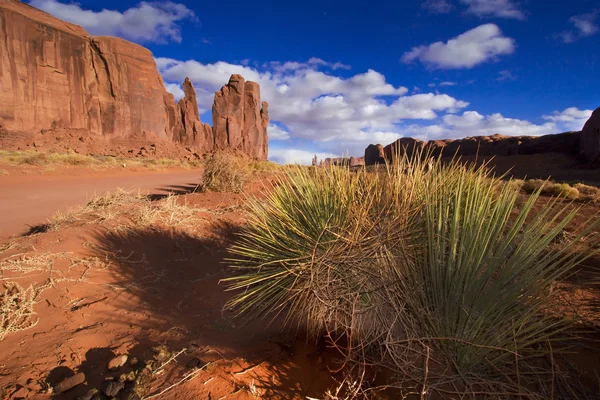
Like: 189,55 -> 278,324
364,121 -> 599,166
580,107 -> 600,164
0,0 -> 267,160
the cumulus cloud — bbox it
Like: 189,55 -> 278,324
404,107 -> 592,142
460,0 -> 525,20
28,0 -> 197,43
421,0 -> 454,14
268,124 -> 291,141
401,24 -> 515,69
543,107 -> 593,131
557,11 -> 599,43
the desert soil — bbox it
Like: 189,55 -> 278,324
0,168 -> 341,400
0,163 -> 599,400
0,168 -> 203,239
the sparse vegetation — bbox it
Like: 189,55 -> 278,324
0,281 -> 49,340
522,178 -> 580,199
574,183 -> 600,202
224,152 -> 600,396
0,150 -> 200,170
201,152 -> 249,193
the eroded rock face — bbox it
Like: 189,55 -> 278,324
365,131 -> 583,166
581,107 -> 600,163
0,0 -> 269,159
365,144 -> 385,165
176,78 -> 213,153
212,75 -> 269,160
0,0 -> 173,140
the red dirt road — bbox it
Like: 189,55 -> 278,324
0,168 -> 202,238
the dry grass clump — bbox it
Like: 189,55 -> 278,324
522,179 -> 580,200
0,281 -> 49,340
0,150 -> 200,170
0,169 -> 8,176
130,195 -> 198,228
573,183 -> 600,202
201,152 -> 248,193
224,152 -> 600,397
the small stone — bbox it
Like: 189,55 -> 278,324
186,343 -> 200,353
103,380 -> 125,397
186,357 -> 202,369
117,382 -> 139,400
53,372 -> 85,394
76,388 -> 98,400
108,355 -> 128,371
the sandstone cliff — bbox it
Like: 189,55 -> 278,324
581,107 -> 600,163
212,75 -> 269,160
0,0 -> 269,159
365,131 -> 584,166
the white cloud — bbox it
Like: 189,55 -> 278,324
557,11 -> 599,43
460,0 -> 525,20
401,24 -> 515,69
496,70 -> 517,81
405,107 -> 591,141
543,107 -> 593,131
439,81 -> 457,86
268,124 -> 291,141
28,0 -> 197,43
269,148 -> 335,165
442,111 -> 554,136
421,0 -> 454,14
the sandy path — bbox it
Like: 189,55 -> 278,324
0,168 -> 202,238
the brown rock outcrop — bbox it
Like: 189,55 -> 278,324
0,0 -> 269,160
212,75 -> 269,160
580,107 -> 600,163
365,144 -> 386,165
0,0 -> 173,139
175,78 -> 213,153
365,131 -> 583,166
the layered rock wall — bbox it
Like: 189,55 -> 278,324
366,131 -> 584,166
0,0 -> 268,159
212,75 -> 269,159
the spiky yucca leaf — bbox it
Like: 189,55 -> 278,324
224,152 -> 600,383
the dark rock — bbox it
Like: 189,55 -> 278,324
76,388 -> 98,400
108,355 -> 128,371
186,357 -> 203,369
103,380 -> 125,397
581,107 -> 600,163
53,372 -> 85,394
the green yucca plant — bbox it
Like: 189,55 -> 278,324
223,151 -> 600,389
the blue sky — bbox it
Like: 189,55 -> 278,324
29,0 -> 599,164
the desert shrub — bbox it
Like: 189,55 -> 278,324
522,179 -> 579,200
224,152 -> 600,395
0,282 -> 48,340
574,183 -> 600,201
201,152 -> 248,193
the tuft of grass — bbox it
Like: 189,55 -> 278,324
522,179 -> 579,200
0,150 -> 200,171
201,152 -> 248,193
223,151 -> 600,395
0,281 -> 50,340
0,169 -> 8,176
574,183 -> 600,202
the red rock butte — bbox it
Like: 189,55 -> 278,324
0,0 -> 268,160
